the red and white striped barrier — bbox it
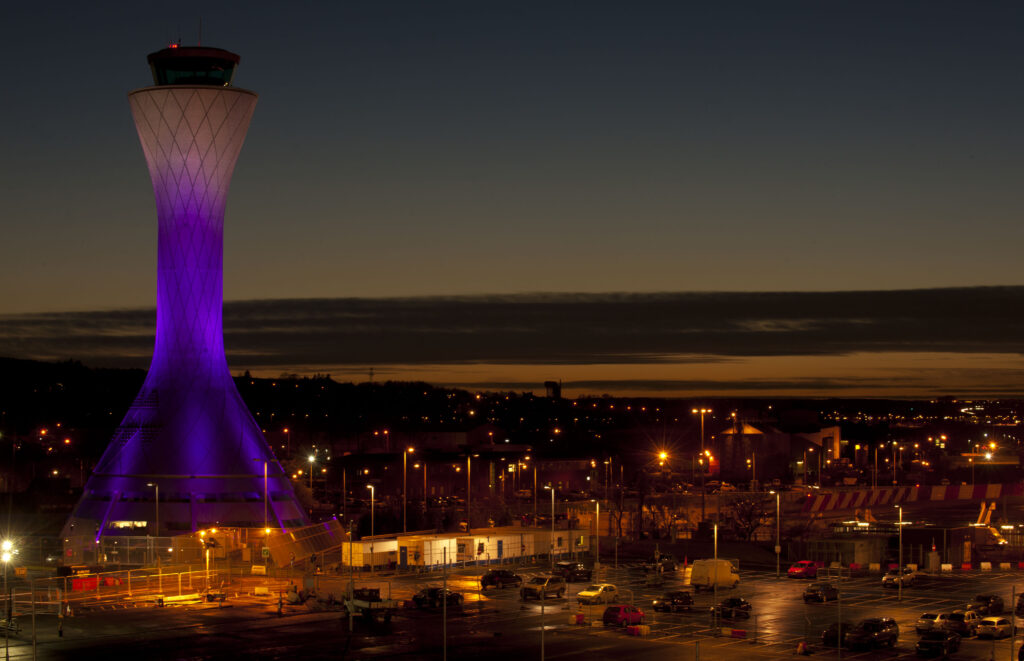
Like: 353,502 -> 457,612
801,483 -> 1022,513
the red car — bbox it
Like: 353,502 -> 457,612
602,604 -> 645,627
788,560 -> 819,578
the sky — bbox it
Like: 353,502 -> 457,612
3,2 -> 1024,397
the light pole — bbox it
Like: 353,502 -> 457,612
873,446 -> 879,491
283,427 -> 290,458
403,447 -> 414,533
467,454 -> 472,534
146,482 -> 159,567
591,499 -> 600,580
896,504 -> 903,602
771,490 -> 780,579
692,408 -> 710,452
308,454 -> 315,493
2,541 -> 10,661
1,540 -> 10,597
544,485 -> 555,570
367,484 -> 375,574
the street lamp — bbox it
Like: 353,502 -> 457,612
692,408 -> 711,452
366,484 -> 375,574
404,447 -> 415,533
896,504 -> 903,602
771,490 -> 780,579
308,454 -> 315,492
544,485 -> 555,571
146,482 -> 159,567
591,499 -> 600,580
1,540 -> 10,661
0,541 -> 11,593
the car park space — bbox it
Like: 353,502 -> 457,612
341,561 -> 1024,658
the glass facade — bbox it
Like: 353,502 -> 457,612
147,47 -> 240,87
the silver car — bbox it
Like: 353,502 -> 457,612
915,612 -> 949,634
977,616 -> 1013,639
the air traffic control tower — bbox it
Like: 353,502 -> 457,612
63,46 -> 307,562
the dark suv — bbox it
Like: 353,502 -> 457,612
803,582 -> 839,603
520,575 -> 566,600
412,587 -> 463,609
480,569 -> 522,590
967,594 -> 1004,615
652,590 -> 693,613
844,617 -> 899,649
555,561 -> 592,582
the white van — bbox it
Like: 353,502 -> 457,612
689,558 -> 739,591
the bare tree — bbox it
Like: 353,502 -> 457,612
729,495 -> 770,541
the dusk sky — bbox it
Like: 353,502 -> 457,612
3,2 -> 1024,397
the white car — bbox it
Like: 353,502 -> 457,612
977,616 -> 1013,639
881,567 -> 917,587
576,583 -> 618,605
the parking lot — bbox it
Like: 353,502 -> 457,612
381,561 -> 1024,659
11,561 -> 1024,659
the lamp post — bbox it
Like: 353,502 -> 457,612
146,482 -> 159,567
0,540 -> 10,595
896,504 -> 903,602
2,542 -> 10,661
544,486 -> 555,570
591,499 -> 600,580
403,447 -> 414,533
308,455 -> 315,493
466,454 -> 472,534
692,408 -> 710,452
367,484 -> 375,574
771,490 -> 780,579
283,427 -> 290,458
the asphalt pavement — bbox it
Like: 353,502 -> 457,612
9,561 -> 1024,659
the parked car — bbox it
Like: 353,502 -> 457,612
788,560 -> 819,578
844,617 -> 899,649
977,616 -> 1013,639
412,587 -> 463,609
710,597 -> 752,619
803,582 -> 839,603
602,604 -> 645,627
642,553 -> 678,572
916,612 -> 950,634
576,583 -> 618,605
520,575 -> 566,600
480,569 -> 522,590
821,621 -> 855,648
652,590 -> 694,613
882,567 -> 917,587
967,594 -> 1005,615
916,630 -> 961,657
554,561 -> 592,582
944,610 -> 980,637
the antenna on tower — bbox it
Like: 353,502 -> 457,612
198,17 -> 202,46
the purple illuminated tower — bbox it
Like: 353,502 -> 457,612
63,46 -> 306,554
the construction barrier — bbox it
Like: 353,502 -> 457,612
981,562 -> 992,571
570,613 -> 585,625
1000,563 -> 1011,570
941,564 -> 953,572
961,563 -> 973,570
